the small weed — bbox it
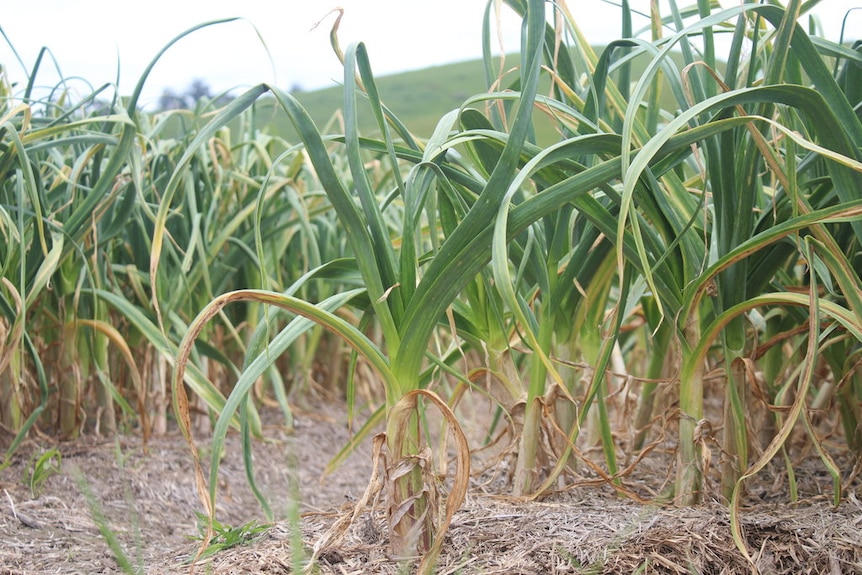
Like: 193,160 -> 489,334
25,448 -> 62,498
189,512 -> 270,561
72,465 -> 142,575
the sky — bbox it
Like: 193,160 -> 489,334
1,1 -> 859,109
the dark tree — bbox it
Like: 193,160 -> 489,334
158,79 -> 233,111
186,79 -> 212,103
158,88 -> 187,110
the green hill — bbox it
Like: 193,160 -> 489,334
249,48 -> 687,146
252,57 -> 520,143
296,58 -> 503,139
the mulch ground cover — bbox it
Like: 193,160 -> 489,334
2,399 -> 861,574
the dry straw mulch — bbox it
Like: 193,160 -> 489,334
151,489 -> 862,575
2,400 -> 862,574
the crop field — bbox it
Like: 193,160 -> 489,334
2,1 -> 862,573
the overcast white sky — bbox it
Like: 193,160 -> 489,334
1,1 -> 858,109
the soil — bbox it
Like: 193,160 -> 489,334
2,395 -> 861,575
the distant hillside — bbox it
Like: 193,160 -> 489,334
252,49 -> 685,145
253,57 -> 519,142
294,58 -> 506,139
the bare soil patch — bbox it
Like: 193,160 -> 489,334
2,399 -> 861,574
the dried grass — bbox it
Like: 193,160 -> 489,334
149,490 -> 862,575
2,402 -> 861,575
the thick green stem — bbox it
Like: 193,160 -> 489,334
552,339 -> 579,470
677,308 -> 704,505
386,396 -> 433,557
59,310 -> 80,439
758,316 -> 783,448
722,354 -> 749,499
93,329 -> 116,435
0,348 -> 23,431
485,345 -> 526,442
512,397 -> 542,496
633,323 -> 671,450
151,349 -> 168,436
512,308 -> 554,497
